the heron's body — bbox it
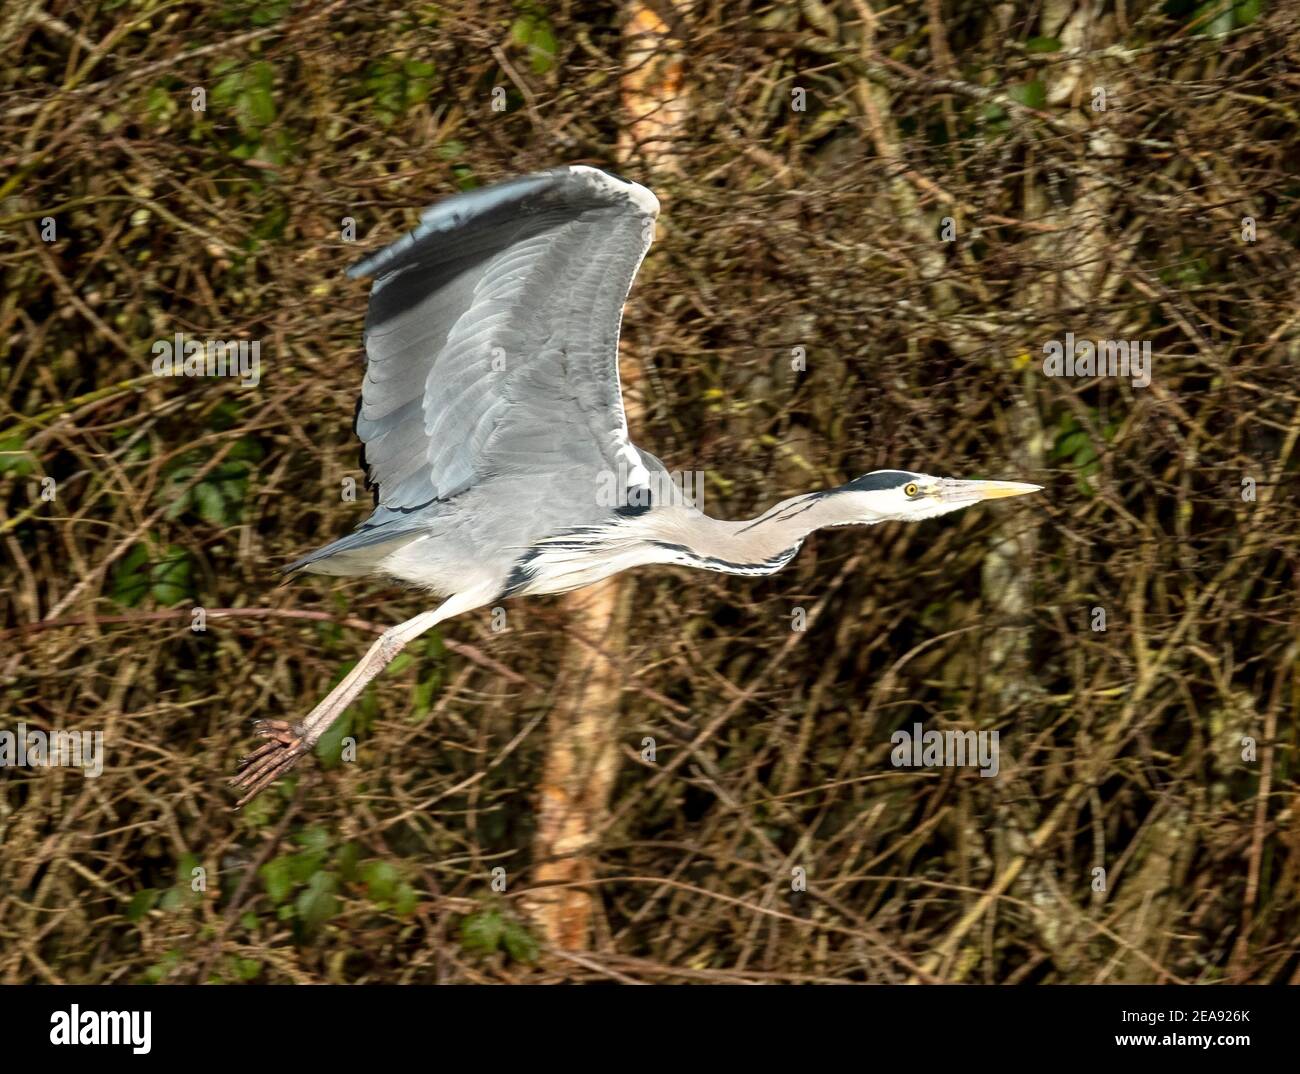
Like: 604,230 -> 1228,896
298,478 -> 816,599
232,165 -> 1041,805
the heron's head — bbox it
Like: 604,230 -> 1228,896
832,469 -> 1042,524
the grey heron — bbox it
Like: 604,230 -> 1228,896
232,164 -> 1041,806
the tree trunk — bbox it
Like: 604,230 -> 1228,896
528,0 -> 686,954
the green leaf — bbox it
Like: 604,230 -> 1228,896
1051,430 -> 1087,460
144,85 -> 178,125
142,950 -> 182,983
288,844 -> 327,884
158,886 -> 189,912
246,60 -> 274,91
149,546 -> 193,606
452,164 -> 478,191
334,841 -> 360,881
126,888 -> 158,923
393,882 -> 418,917
209,59 -> 277,137
0,434 -> 36,475
363,57 -> 436,124
238,85 -> 275,133
388,652 -> 413,676
501,918 -> 540,963
403,59 -> 436,105
233,957 -> 262,981
1234,0 -> 1262,25
194,482 -> 227,525
315,708 -> 353,768
294,825 -> 331,854
211,67 -> 242,108
1024,36 -> 1062,53
109,544 -> 151,607
526,22 -> 557,74
361,860 -> 400,904
460,908 -> 504,953
510,13 -> 557,75
1007,80 -> 1046,109
411,675 -> 437,720
295,872 -> 340,929
260,856 -> 295,905
509,15 -> 534,48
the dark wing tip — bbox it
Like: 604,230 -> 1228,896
345,165 -> 658,281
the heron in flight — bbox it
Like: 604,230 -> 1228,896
232,165 -> 1041,806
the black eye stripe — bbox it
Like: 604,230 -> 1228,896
843,470 -> 920,493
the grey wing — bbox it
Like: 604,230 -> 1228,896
287,165 -> 660,572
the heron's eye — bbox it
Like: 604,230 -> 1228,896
904,482 -> 920,498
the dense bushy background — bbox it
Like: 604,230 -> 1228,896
2,0 -> 1297,983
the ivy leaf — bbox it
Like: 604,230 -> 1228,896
501,918 -> 540,964
233,957 -> 262,981
1007,80 -> 1046,109
110,544 -> 152,607
149,546 -> 193,605
393,882 -> 418,917
295,872 -> 340,930
260,857 -> 295,905
125,888 -> 159,923
1051,430 -> 1088,460
510,13 -> 557,75
1234,0 -> 1262,25
460,909 -> 504,953
361,860 -> 400,904
334,842 -> 361,882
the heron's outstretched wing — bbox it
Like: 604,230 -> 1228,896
349,165 -> 659,521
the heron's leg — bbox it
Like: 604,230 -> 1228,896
230,603 -> 453,808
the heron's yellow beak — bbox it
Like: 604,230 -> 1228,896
971,480 -> 1042,500
939,479 -> 1043,503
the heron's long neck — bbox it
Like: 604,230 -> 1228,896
644,492 -> 851,575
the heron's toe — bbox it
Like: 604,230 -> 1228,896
230,726 -> 311,809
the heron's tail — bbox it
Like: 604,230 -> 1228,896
281,512 -> 425,577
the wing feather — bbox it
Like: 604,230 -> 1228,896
350,165 -> 659,511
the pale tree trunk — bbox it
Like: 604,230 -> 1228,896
528,1 -> 686,953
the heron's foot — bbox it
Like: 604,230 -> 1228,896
230,719 -> 310,809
